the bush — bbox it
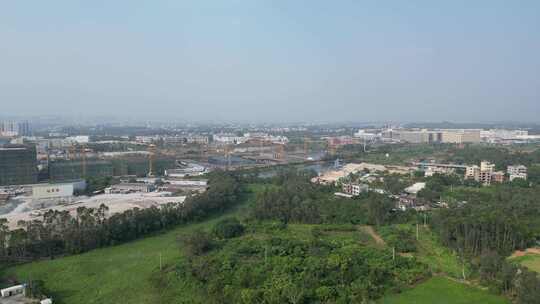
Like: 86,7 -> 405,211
212,218 -> 245,239
180,230 -> 214,256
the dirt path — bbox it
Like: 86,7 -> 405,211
359,225 -> 386,246
510,247 -> 540,258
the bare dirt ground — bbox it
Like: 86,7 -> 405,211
359,225 -> 387,246
0,192 -> 185,230
510,247 -> 540,258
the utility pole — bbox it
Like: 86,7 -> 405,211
424,213 -> 427,227
159,252 -> 162,271
392,247 -> 395,261
416,223 -> 419,240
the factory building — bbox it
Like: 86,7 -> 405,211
441,130 -> 481,144
388,129 -> 481,144
0,145 -> 38,186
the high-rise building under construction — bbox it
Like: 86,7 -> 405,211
0,145 -> 38,186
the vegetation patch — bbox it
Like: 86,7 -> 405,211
379,276 -> 508,304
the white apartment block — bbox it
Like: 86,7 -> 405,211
507,165 -> 528,181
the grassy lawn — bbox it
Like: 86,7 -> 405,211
380,276 -> 508,304
415,226 -> 470,279
0,184 -> 264,304
512,254 -> 540,273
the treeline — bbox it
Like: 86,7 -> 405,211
249,170 -> 397,226
431,185 -> 540,303
432,185 -> 540,256
475,250 -> 540,303
0,171 -> 241,261
445,146 -> 540,170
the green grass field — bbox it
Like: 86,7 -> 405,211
415,226 -> 471,278
512,253 -> 540,273
380,276 -> 508,304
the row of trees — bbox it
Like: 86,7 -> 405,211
445,146 -> 540,171
431,185 -> 540,256
0,171 -> 241,261
430,184 -> 540,303
475,250 -> 540,303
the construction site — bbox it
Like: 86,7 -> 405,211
41,136 -> 345,181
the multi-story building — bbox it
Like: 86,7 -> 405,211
465,161 -> 503,185
213,133 -> 247,145
0,121 -> 31,137
341,183 -> 369,196
479,161 -> 495,185
507,165 -> 527,176
388,129 -> 481,144
49,160 -> 114,181
481,129 -> 529,143
507,165 -> 528,181
186,135 -> 209,145
465,165 -> 480,180
441,130 -> 481,144
424,166 -> 455,177
0,145 -> 38,186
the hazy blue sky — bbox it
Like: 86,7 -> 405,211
1,1 -> 539,123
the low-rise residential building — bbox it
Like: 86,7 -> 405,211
491,171 -> 505,183
424,166 -> 455,177
397,194 -> 418,211
404,182 -> 426,195
105,183 -> 155,194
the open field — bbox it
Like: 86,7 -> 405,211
380,276 -> 508,304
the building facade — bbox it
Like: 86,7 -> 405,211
508,165 -> 527,181
0,145 -> 38,186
